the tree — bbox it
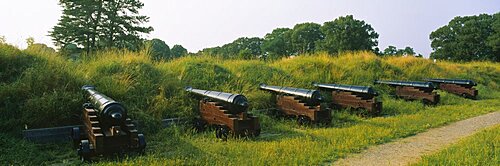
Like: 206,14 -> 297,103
487,13 -> 500,60
146,38 -> 170,61
383,45 -> 417,56
261,28 -> 292,59
401,46 -> 415,55
0,35 -> 5,44
290,23 -> 323,54
61,43 -> 81,57
202,37 -> 263,59
238,49 -> 253,60
171,44 -> 188,58
50,0 -> 153,54
225,37 -> 263,57
383,45 -> 397,55
317,15 -> 379,54
430,13 -> 498,61
26,37 -> 35,46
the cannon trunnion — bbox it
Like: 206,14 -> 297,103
313,83 -> 382,115
425,78 -> 478,99
374,80 -> 440,105
74,85 -> 146,161
259,84 -> 331,125
186,87 -> 260,140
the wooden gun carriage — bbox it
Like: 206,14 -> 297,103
73,85 -> 146,161
425,78 -> 478,99
374,80 -> 440,105
186,87 -> 260,140
259,84 -> 331,125
313,82 -> 382,115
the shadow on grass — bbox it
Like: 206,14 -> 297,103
143,127 -> 214,161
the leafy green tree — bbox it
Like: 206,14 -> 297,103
26,37 -> 35,46
50,0 -> 153,54
238,49 -> 253,60
317,15 -> 379,54
146,38 -> 170,61
383,45 -> 397,55
383,46 -> 417,56
203,37 -> 263,59
0,35 -> 5,44
261,28 -> 292,59
430,13 -> 498,61
61,43 -> 81,57
226,37 -> 263,57
487,13 -> 500,60
400,46 -> 415,55
290,23 -> 323,54
199,46 -> 222,56
171,44 -> 188,58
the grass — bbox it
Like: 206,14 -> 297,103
413,124 -> 500,166
0,43 -> 499,165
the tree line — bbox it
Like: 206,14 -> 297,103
200,15 -> 386,60
43,0 -> 499,62
430,13 -> 499,61
198,15 -> 427,60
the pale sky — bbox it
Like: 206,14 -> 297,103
0,0 -> 498,57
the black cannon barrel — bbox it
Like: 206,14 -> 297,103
313,82 -> 378,96
259,83 -> 323,102
374,80 -> 434,88
425,78 -> 476,86
185,87 -> 249,108
81,85 -> 127,124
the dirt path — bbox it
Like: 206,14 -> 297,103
331,111 -> 500,166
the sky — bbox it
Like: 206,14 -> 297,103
0,0 -> 498,57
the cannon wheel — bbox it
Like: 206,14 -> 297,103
215,125 -> 230,141
461,93 -> 474,99
71,127 -> 80,148
79,140 -> 91,162
242,128 -> 261,138
193,118 -> 206,132
137,134 -> 146,154
253,128 -> 261,137
297,116 -> 311,126
422,99 -> 435,105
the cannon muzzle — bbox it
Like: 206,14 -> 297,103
313,82 -> 378,96
81,85 -> 127,125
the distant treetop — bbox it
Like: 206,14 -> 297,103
430,12 -> 499,62
49,0 -> 153,55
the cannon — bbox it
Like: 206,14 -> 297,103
73,85 -> 146,161
313,82 -> 382,115
374,80 -> 440,105
425,78 -> 478,99
185,87 -> 260,140
259,84 -> 331,125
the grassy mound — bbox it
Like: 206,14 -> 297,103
0,43 -> 499,164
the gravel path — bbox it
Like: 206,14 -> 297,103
332,111 -> 500,166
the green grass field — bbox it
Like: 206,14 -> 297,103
414,124 -> 500,166
1,43 -> 499,165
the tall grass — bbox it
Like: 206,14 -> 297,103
0,43 -> 499,165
